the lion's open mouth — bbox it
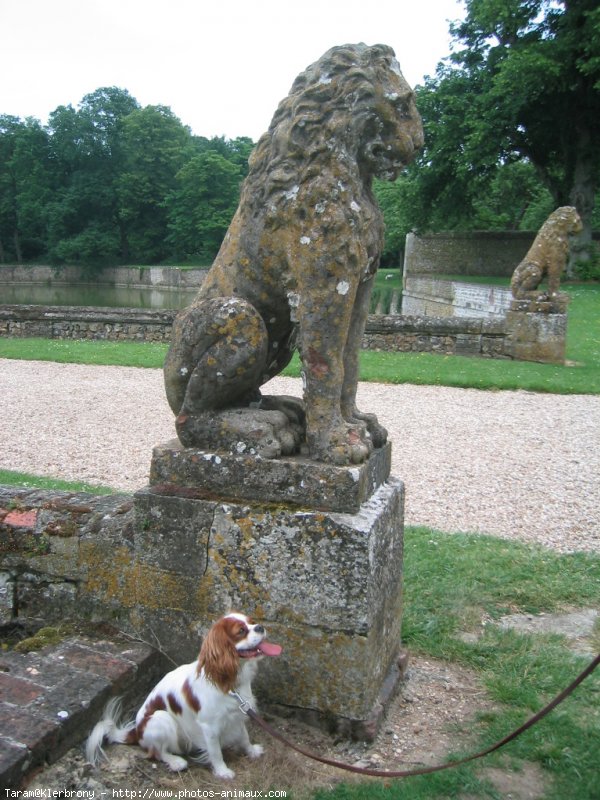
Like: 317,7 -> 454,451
238,641 -> 283,658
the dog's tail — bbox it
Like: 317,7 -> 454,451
86,697 -> 138,766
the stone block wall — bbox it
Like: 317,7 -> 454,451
403,231 -> 535,278
403,230 -> 600,279
362,314 -> 510,358
0,264 -> 207,289
0,305 -> 512,358
0,305 -> 176,342
401,276 -> 513,319
0,304 -> 568,365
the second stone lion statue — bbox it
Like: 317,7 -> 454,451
510,206 -> 583,300
164,43 -> 423,464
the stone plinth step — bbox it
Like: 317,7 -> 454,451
0,635 -> 165,789
149,439 -> 392,513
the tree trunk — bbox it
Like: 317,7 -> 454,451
568,126 -> 596,278
13,228 -> 22,264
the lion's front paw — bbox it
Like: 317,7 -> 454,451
309,423 -> 372,465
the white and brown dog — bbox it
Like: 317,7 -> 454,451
86,612 -> 282,778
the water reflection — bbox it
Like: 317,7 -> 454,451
0,283 -> 197,309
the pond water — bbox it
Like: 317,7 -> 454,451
0,283 -> 197,309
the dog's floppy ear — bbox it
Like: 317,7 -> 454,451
198,618 -> 240,693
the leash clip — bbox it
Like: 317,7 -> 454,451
229,690 -> 252,715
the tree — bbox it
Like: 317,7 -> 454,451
117,105 -> 192,263
0,115 -> 52,262
405,0 -> 600,271
46,88 -> 139,268
166,150 -> 242,261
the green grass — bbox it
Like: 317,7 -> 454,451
370,267 -> 403,313
0,468 -> 116,495
286,282 -> 600,394
316,527 -> 600,800
1,285 -> 599,394
0,337 -> 168,368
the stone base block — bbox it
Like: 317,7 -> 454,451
149,439 -> 391,513
510,295 -> 569,314
133,471 -> 404,731
505,309 -> 567,364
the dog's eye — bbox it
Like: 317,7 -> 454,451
237,626 -> 248,638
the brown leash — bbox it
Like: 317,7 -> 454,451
237,651 -> 600,778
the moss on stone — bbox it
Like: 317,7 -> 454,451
14,625 -> 69,653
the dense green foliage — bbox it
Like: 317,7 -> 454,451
375,0 -> 600,274
0,88 -> 253,270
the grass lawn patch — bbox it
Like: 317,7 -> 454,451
316,527 -> 600,800
0,468 -> 116,495
0,337 -> 169,368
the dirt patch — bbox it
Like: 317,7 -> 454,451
496,608 -> 599,657
25,655 -> 550,798
478,764 -> 548,800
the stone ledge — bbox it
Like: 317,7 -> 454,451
0,636 -> 165,789
509,296 -> 569,314
149,439 -> 392,514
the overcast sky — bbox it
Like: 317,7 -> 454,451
0,0 -> 465,141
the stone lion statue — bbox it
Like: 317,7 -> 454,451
164,43 -> 423,464
510,206 -> 583,300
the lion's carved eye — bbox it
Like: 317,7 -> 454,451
394,97 -> 413,119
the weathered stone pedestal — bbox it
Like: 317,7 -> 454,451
133,439 -> 404,738
505,296 -> 569,364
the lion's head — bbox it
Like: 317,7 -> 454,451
547,206 -> 583,236
247,43 -> 423,192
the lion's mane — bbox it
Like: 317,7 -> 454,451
243,43 -> 406,202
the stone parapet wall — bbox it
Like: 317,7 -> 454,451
363,314 -> 510,358
0,264 -> 208,288
403,231 -> 535,278
0,305 -> 177,342
1,304 -> 510,358
0,304 -> 567,363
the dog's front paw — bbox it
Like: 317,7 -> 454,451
247,743 -> 264,760
164,754 -> 188,772
214,765 -> 235,780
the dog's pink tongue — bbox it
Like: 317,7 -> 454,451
258,641 -> 282,657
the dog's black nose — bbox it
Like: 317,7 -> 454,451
254,625 -> 265,634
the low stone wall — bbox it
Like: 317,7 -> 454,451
363,314 -> 510,358
0,304 -> 568,363
0,264 -> 207,289
0,304 -> 512,358
0,305 -> 176,342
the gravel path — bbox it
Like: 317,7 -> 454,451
1,358 -> 599,554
